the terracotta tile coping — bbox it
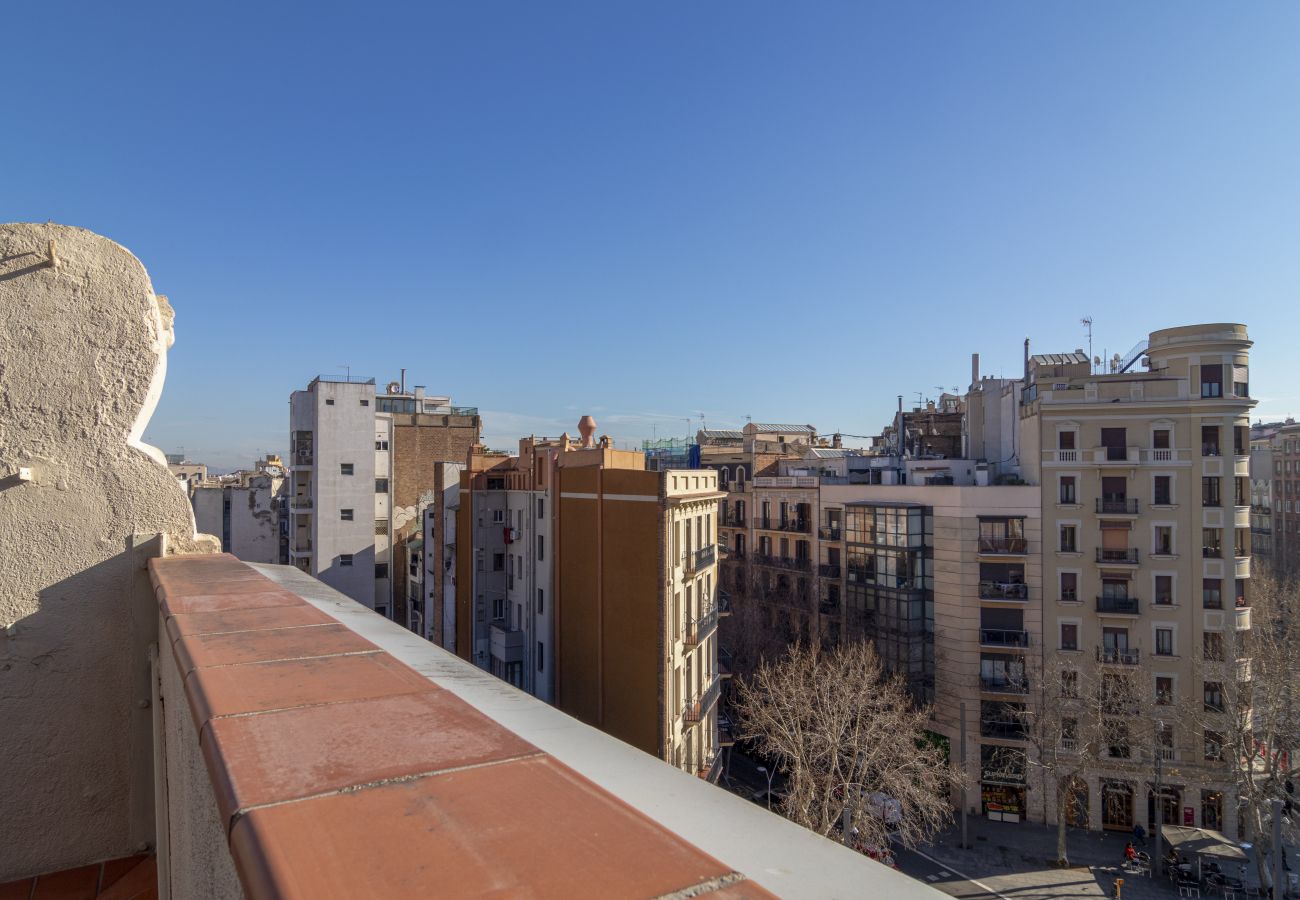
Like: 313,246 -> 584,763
0,855 -> 155,900
150,555 -> 775,899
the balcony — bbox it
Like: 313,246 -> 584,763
290,538 -> 313,555
489,620 -> 525,663
780,520 -> 811,534
1096,595 -> 1141,614
980,675 -> 1029,694
1095,548 -> 1139,565
1096,646 -> 1141,665
819,525 -> 842,541
683,602 -> 720,647
819,563 -> 842,579
2,223 -> 933,900
682,679 -> 722,724
289,495 -> 314,510
753,554 -> 811,572
977,537 -> 1028,555
980,629 -> 1030,648
1093,446 -> 1138,465
1096,498 -> 1139,515
980,719 -> 1027,740
721,514 -> 746,528
979,581 -> 1029,601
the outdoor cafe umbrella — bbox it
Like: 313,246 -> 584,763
1162,826 -> 1248,880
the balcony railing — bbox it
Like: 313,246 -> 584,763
1096,646 -> 1141,665
819,563 -> 842,578
819,526 -> 842,541
1096,595 -> 1140,614
1096,548 -> 1139,564
1096,498 -> 1139,514
980,675 -> 1029,694
722,515 -> 746,528
753,554 -> 811,572
1203,545 -> 1222,558
292,450 -> 314,466
684,543 -> 717,574
683,679 -> 721,724
683,603 -> 720,648
289,496 -> 313,509
978,537 -> 1028,555
979,581 -> 1028,601
291,539 -> 312,553
980,629 -> 1030,648
980,719 -> 1027,740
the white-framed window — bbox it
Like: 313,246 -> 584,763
1059,522 -> 1079,553
1059,474 -> 1079,505
1153,623 -> 1176,657
1152,472 -> 1175,506
491,509 -> 505,524
1154,673 -> 1176,706
1151,522 -> 1176,556
1152,572 -> 1176,606
1059,618 -> 1081,651
1059,569 -> 1081,602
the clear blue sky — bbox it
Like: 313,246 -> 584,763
7,3 -> 1299,470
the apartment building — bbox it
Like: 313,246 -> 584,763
1018,323 -> 1256,836
191,455 -> 288,564
288,377 -> 479,619
1262,422 -> 1300,575
454,418 -> 725,777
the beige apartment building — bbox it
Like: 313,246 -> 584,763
454,418 -> 726,778
1019,323 -> 1256,836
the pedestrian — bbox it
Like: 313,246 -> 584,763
1125,842 -> 1137,864
1134,824 -> 1147,847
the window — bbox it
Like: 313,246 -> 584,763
1060,571 -> 1078,602
1156,676 -> 1174,705
1155,628 -> 1173,656
1153,429 -> 1171,450
1060,524 -> 1078,553
1202,476 -> 1221,507
375,439 -> 388,451
1060,623 -> 1079,651
1060,476 -> 1077,504
340,508 -> 354,521
325,398 -> 335,405
1061,670 -> 1079,698
492,553 -> 504,571
537,588 -> 544,614
493,597 -> 504,620
1154,526 -> 1173,556
339,553 -> 353,566
1201,425 -> 1220,457
1234,426 -> 1248,456
1204,681 -> 1224,711
1201,364 -> 1223,398
491,509 -> 505,524
537,498 -> 544,519
537,535 -> 544,561
1059,431 -> 1076,450
1203,632 -> 1224,661
1203,578 -> 1222,609
1100,427 -> 1127,461
1204,730 -> 1225,761
1203,528 -> 1222,558
537,642 -> 544,672
375,563 -> 388,579
340,463 -> 354,476
1153,475 -> 1172,506
1154,575 -> 1173,605
1235,528 -> 1250,558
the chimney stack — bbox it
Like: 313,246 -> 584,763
971,352 -> 980,387
1023,338 -> 1030,379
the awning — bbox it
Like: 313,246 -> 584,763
1161,826 -> 1248,861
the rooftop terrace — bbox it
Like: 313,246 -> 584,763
0,222 -> 940,896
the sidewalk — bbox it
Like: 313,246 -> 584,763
918,817 -> 1244,900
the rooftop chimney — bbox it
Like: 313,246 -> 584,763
971,352 -> 980,387
578,415 -> 597,448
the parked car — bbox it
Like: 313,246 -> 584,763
867,792 -> 902,828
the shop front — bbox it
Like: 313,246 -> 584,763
981,745 -> 1028,824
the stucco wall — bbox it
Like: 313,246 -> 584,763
0,223 -> 217,880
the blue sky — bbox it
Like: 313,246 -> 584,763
7,3 -> 1299,470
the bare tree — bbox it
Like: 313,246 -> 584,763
1189,567 -> 1300,885
1013,651 -> 1161,866
733,641 -> 964,851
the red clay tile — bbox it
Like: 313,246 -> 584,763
97,857 -> 155,900
160,588 -> 305,618
0,878 -> 33,900
30,864 -> 98,899
165,605 -> 337,644
174,623 -> 377,674
184,652 -> 435,730
229,756 -> 731,899
96,857 -> 147,894
202,691 -> 538,827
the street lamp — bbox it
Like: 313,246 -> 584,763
756,765 -> 776,810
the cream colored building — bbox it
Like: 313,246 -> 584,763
1018,323 -> 1256,836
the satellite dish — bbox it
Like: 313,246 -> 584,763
1093,356 -> 1102,367
386,381 -> 401,394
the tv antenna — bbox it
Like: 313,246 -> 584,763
1081,317 -> 1094,373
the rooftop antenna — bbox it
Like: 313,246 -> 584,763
338,364 -> 351,381
699,411 -> 708,432
1081,317 -> 1094,374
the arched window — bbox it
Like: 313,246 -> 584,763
736,467 -> 746,487
719,466 -> 730,488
